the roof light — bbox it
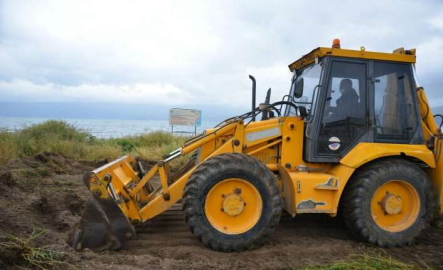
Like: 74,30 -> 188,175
332,38 -> 341,49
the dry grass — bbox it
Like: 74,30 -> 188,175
134,133 -> 189,168
0,121 -> 189,166
0,230 -> 72,269
0,132 -> 18,164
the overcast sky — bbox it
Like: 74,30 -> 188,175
1,0 -> 443,111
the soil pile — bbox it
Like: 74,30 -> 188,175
0,152 -> 93,269
0,152 -> 443,269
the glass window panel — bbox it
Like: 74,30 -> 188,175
374,62 -> 417,142
317,61 -> 367,156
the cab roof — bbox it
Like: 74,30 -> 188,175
288,46 -> 416,72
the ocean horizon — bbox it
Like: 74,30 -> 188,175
0,116 -> 219,138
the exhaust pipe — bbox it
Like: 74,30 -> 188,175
261,88 -> 271,121
249,75 -> 256,121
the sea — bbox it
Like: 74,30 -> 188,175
0,117 -> 219,138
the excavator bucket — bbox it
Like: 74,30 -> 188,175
69,172 -> 135,251
68,146 -> 200,251
69,156 -> 142,251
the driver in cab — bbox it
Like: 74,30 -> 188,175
329,79 -> 359,121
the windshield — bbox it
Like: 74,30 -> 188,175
285,63 -> 322,119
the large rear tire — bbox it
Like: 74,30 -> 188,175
183,153 -> 281,252
342,159 -> 437,247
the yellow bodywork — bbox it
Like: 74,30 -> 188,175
86,110 -> 443,224
288,46 -> 416,72
83,44 -> 443,230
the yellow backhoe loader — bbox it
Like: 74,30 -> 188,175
69,39 -> 443,252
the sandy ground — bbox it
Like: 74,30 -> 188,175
1,152 -> 443,269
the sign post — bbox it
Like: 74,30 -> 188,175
169,108 -> 202,136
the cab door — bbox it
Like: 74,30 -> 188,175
305,58 -> 370,162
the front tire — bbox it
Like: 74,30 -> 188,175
183,153 -> 282,252
342,159 -> 437,247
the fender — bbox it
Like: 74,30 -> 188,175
340,143 -> 435,168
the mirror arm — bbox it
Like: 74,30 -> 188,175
280,95 -> 293,114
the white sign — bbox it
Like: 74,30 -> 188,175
169,108 -> 202,126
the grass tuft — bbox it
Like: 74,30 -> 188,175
0,230 -> 72,269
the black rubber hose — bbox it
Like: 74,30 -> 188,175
434,114 -> 443,131
266,101 -> 298,114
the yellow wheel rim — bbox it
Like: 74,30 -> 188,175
371,180 -> 420,233
205,178 -> 262,235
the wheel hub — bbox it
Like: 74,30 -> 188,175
380,192 -> 403,215
205,178 -> 263,235
222,193 -> 245,216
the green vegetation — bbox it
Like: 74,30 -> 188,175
0,120 -> 188,166
0,230 -> 71,269
300,253 -> 430,270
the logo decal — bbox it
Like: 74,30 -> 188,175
328,137 -> 340,151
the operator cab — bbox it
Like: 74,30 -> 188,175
285,40 -> 423,163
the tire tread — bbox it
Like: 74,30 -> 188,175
342,158 -> 438,247
183,153 -> 282,252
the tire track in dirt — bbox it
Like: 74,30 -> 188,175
113,204 -> 361,269
100,202 -> 443,270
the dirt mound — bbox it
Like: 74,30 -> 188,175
4,151 -> 91,175
0,152 -> 93,269
1,152 -> 443,269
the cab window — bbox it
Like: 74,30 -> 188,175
373,62 -> 418,142
286,63 -> 322,118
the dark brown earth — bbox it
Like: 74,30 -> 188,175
1,152 -> 443,269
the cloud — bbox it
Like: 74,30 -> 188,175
0,79 -> 194,104
1,0 -> 443,109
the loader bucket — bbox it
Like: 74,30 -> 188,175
69,153 -> 186,251
69,170 -> 136,251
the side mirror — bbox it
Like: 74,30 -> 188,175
294,77 -> 304,98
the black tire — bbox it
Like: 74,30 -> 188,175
342,159 -> 438,247
183,153 -> 282,252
